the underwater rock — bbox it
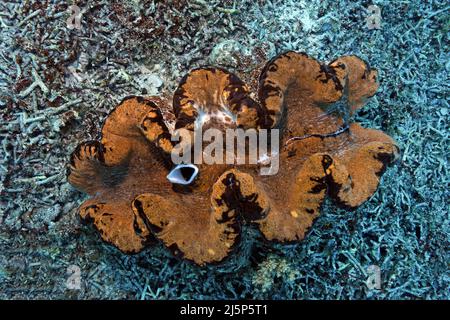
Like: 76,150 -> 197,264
67,51 -> 399,265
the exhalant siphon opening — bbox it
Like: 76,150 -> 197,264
166,164 -> 199,185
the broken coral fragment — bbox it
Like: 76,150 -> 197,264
68,51 -> 399,265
